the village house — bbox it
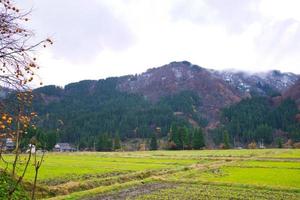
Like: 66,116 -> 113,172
54,143 -> 76,152
0,138 -> 15,151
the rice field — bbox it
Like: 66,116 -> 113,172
1,149 -> 300,199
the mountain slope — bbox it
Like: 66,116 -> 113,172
118,61 -> 244,122
118,61 -> 299,122
29,61 -> 299,143
283,79 -> 300,109
211,69 -> 299,96
32,78 -> 206,142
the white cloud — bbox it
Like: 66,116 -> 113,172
260,0 -> 300,21
19,0 -> 135,62
16,0 -> 300,87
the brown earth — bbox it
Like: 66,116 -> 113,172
85,183 -> 176,200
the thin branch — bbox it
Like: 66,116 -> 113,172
8,145 -> 33,199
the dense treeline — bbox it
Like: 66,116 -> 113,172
168,123 -> 205,150
20,128 -> 57,151
32,78 -> 204,145
214,97 -> 300,146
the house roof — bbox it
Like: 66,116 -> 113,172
55,143 -> 72,149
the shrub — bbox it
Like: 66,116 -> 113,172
284,139 -> 293,148
293,142 -> 300,149
219,143 -> 226,149
168,141 -> 177,150
139,143 -> 147,151
248,142 -> 257,149
0,171 -> 29,200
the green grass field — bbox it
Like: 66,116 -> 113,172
1,149 -> 300,199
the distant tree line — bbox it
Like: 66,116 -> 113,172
212,97 -> 300,147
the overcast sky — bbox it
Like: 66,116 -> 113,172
18,0 -> 300,86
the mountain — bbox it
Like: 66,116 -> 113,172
118,61 -> 243,122
28,61 -> 299,144
283,79 -> 300,109
118,61 -> 299,122
211,69 -> 299,97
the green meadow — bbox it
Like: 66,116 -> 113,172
1,149 -> 300,199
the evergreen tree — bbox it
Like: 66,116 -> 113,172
291,129 -> 300,142
105,135 -> 113,151
176,127 -> 186,150
254,124 -> 273,144
96,136 -> 103,151
169,124 -> 178,142
275,138 -> 283,148
114,132 -> 121,150
171,125 -> 181,149
169,124 -> 191,150
223,130 -> 230,149
97,133 -> 113,151
183,126 -> 191,149
78,139 -> 87,150
193,128 -> 205,149
150,133 -> 158,150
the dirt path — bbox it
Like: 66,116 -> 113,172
83,160 -> 233,200
85,183 -> 176,200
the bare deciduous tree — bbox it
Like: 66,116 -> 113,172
0,1 -> 52,199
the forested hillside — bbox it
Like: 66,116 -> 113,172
32,78 -> 204,146
213,97 -> 300,146
22,62 -> 300,149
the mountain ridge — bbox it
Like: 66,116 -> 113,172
21,61 -> 299,145
34,61 -> 299,124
